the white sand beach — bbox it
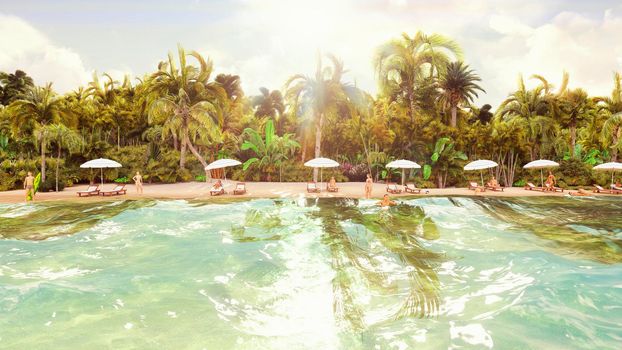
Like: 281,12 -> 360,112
0,181 -> 605,204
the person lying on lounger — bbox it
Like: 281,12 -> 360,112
377,194 -> 397,207
213,180 -> 223,190
569,188 -> 590,196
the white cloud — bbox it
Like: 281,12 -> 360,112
0,13 -> 136,93
194,0 -> 622,104
481,9 -> 622,104
0,13 -> 91,93
2,2 -> 622,107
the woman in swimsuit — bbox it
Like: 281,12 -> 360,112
132,171 -> 144,194
364,174 -> 373,199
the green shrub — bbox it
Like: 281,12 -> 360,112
195,175 -> 206,182
39,176 -> 66,192
513,179 -> 526,187
176,168 -> 193,182
105,145 -> 148,179
417,180 -> 436,188
114,176 -> 129,183
558,159 -> 592,186
0,170 -> 16,191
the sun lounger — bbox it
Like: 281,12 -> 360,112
594,184 -> 622,194
545,183 -> 564,192
404,183 -> 421,194
468,182 -> 485,192
210,186 -> 225,196
524,182 -> 544,191
100,184 -> 127,196
327,183 -> 339,192
486,185 -> 504,192
77,185 -> 100,197
386,183 -> 402,194
593,184 -> 606,193
233,182 -> 246,195
307,182 -> 320,193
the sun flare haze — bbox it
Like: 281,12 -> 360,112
1,2 -> 622,349
1,0 -> 622,104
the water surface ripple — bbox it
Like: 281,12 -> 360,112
0,197 -> 621,349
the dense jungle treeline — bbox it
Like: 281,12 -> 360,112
1,31 -> 621,191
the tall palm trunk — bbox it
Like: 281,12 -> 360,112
408,88 -> 416,124
179,117 -> 188,169
56,146 -> 61,192
570,121 -> 577,157
117,125 -> 120,150
450,105 -> 458,127
184,135 -> 209,178
612,126 -> 621,162
313,112 -> 324,182
179,135 -> 187,168
40,137 -> 46,182
172,133 -> 179,151
301,139 -> 307,162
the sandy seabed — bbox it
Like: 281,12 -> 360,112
0,181 -> 609,204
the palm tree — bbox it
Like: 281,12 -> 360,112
211,73 -> 244,164
45,124 -> 83,191
497,76 -> 552,160
602,113 -> 622,161
146,45 -> 226,170
598,72 -> 622,161
426,137 -> 467,188
241,120 -> 299,181
558,88 -> 595,155
374,31 -> 462,123
0,70 -> 34,105
252,87 -> 286,133
438,61 -> 485,127
8,83 -> 62,182
285,53 -> 360,181
86,73 -> 134,150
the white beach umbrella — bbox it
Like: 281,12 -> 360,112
464,159 -> 498,186
593,162 -> 622,185
80,158 -> 122,187
304,157 -> 339,189
524,159 -> 560,188
386,159 -> 421,185
205,158 -> 242,182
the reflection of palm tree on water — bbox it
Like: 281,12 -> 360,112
471,198 -> 622,264
309,198 -> 444,331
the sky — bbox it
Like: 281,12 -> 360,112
1,0 -> 622,106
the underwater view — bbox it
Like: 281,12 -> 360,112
1,197 -> 621,349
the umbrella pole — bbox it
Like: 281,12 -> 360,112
320,168 -> 323,191
480,171 -> 484,187
401,169 -> 405,186
540,169 -> 544,188
101,168 -> 104,188
612,170 -> 614,186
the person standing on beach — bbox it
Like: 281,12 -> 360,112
364,174 -> 373,199
132,171 -> 143,194
24,172 -> 35,202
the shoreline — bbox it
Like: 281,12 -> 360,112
0,181 -> 615,204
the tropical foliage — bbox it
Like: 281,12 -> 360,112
0,32 -> 619,191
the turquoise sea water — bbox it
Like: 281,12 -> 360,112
1,197 -> 621,349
